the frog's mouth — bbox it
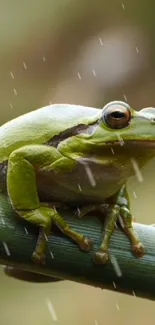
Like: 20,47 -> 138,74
104,138 -> 155,147
105,140 -> 155,148
87,139 -> 155,149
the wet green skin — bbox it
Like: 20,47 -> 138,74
0,101 -> 155,264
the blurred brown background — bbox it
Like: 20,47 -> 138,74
1,0 -> 155,324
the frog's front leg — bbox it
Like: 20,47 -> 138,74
7,144 -> 93,264
93,184 -> 144,264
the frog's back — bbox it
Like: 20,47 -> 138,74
0,104 -> 101,162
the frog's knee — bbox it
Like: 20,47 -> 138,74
18,206 -> 53,231
9,150 -> 24,163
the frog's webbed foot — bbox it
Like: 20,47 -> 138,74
79,237 -> 93,251
132,242 -> 144,257
32,252 -> 46,265
18,205 -> 93,265
93,250 -> 109,264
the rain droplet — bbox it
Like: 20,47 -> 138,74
50,251 -> 54,259
10,71 -> 14,79
99,37 -> 103,46
43,56 -> 46,62
116,133 -> 124,146
113,281 -> 117,288
133,191 -> 137,199
23,62 -> 27,69
13,88 -> 17,96
116,303 -> 120,311
10,103 -> 13,109
114,222 -> 118,228
95,320 -> 99,325
84,164 -> 96,187
123,94 -> 127,102
92,69 -> 96,77
7,224 -> 14,229
118,216 -> 125,228
121,3 -> 125,9
130,158 -> 143,182
77,207 -> 81,217
3,241 -> 10,256
24,227 -> 28,234
111,147 -> 115,154
46,298 -> 58,321
77,72 -> 82,80
132,290 -> 136,297
78,184 -> 82,191
136,47 -> 139,54
1,218 -> 5,225
111,255 -> 122,277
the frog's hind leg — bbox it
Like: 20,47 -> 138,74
7,144 -> 93,264
119,206 -> 144,257
117,185 -> 145,258
93,184 -> 145,264
93,204 -> 120,264
77,204 -> 120,264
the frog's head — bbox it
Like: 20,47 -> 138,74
86,100 -> 155,145
77,101 -> 155,165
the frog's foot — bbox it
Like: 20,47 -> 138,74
93,250 -> 109,264
32,252 -> 46,265
132,242 -> 145,257
79,236 -> 93,251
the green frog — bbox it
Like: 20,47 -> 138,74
0,100 -> 154,264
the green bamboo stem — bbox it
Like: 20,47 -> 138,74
0,193 -> 155,300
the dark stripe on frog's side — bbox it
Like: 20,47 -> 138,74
0,123 -> 98,193
44,115 -> 144,148
44,122 -> 99,147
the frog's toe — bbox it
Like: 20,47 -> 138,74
32,252 -> 46,265
79,237 -> 93,251
93,250 -> 109,264
132,242 -> 145,257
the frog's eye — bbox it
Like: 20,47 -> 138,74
102,101 -> 131,129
